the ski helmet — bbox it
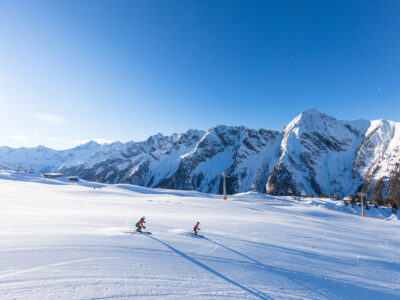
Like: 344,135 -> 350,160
141,216 -> 145,220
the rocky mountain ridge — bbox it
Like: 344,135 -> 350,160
1,109 -> 399,201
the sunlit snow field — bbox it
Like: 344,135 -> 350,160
0,171 -> 399,299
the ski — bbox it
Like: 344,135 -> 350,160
125,231 -> 152,235
191,233 -> 204,238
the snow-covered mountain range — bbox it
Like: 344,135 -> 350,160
1,109 -> 399,201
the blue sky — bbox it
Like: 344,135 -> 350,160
0,0 -> 399,149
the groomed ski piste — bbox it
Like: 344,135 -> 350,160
0,171 -> 399,299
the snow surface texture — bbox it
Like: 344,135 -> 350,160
1,110 -> 399,200
1,171 -> 400,299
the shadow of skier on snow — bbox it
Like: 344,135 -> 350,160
204,237 -> 263,266
203,237 -> 335,299
145,234 -> 270,300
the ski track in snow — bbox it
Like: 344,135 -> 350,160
0,172 -> 400,299
0,257 -> 117,279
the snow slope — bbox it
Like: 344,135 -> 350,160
0,171 -> 399,299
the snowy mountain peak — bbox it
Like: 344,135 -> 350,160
72,140 -> 101,150
35,145 -> 52,150
286,109 -> 343,135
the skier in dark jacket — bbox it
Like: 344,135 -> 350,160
136,216 -> 146,232
193,222 -> 200,235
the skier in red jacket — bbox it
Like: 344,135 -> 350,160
193,222 -> 201,235
136,216 -> 146,232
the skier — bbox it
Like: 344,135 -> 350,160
136,216 -> 146,232
193,221 -> 200,235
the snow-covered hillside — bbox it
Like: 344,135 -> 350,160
0,171 -> 400,299
1,109 -> 400,200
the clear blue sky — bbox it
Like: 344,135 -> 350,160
0,0 -> 399,149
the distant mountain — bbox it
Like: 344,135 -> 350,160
1,109 -> 399,202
